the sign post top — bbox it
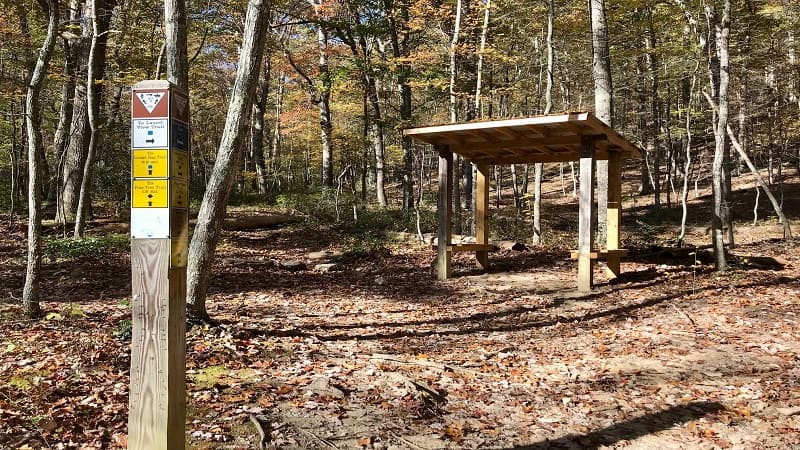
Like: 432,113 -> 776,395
132,79 -> 174,90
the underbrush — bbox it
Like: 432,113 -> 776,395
43,233 -> 128,262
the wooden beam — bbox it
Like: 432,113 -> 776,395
437,145 -> 453,280
476,163 -> 490,270
452,135 -> 582,153
471,150 -> 616,165
129,241 -> 186,450
577,135 -> 596,292
404,112 -> 591,139
605,150 -> 622,278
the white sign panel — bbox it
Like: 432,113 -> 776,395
132,119 -> 169,148
136,92 -> 165,114
131,208 -> 170,239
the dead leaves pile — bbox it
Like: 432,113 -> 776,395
1,227 -> 799,449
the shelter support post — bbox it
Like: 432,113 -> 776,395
578,136 -> 596,292
475,163 -> 490,271
437,145 -> 453,280
605,149 -> 621,279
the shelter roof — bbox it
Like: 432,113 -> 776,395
403,112 -> 642,164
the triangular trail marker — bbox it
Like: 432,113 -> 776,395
136,92 -> 165,114
173,94 -> 188,117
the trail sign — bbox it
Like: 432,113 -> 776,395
132,89 -> 169,118
132,149 -> 168,178
132,119 -> 169,148
129,80 -> 190,450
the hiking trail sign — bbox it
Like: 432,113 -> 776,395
129,80 -> 190,450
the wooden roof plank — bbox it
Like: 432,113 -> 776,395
403,112 -> 642,164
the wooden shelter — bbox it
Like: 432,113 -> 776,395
403,112 -> 642,292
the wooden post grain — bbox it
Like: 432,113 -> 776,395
475,163 -> 490,270
129,241 -> 186,449
578,136 -> 596,292
605,149 -> 621,278
437,146 -> 453,280
129,80 -> 188,449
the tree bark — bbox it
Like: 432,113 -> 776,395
251,50 -> 272,195
186,0 -> 270,323
57,0 -> 112,224
316,22 -> 334,188
589,0 -> 612,242
50,0 -> 79,202
23,0 -> 59,318
164,0 -> 189,90
644,7 -> 661,216
533,0 -> 554,245
73,0 -> 100,238
449,0 -> 463,124
709,0 -> 731,270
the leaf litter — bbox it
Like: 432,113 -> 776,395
1,217 -> 799,449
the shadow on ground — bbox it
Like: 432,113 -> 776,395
508,401 -> 724,449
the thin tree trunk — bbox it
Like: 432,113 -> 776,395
534,0 -> 554,246
678,65 -> 698,247
164,0 -> 188,89
709,0 -> 731,270
23,0 -> 59,318
532,162 -> 543,245
272,70 -> 284,161
51,3 -> 78,201
589,0 -> 612,242
57,0 -> 111,224
316,23 -> 334,188
252,51 -> 271,195
645,9 -> 661,217
186,0 -> 271,323
705,110 -> 793,240
385,0 -> 414,210
474,0 -> 490,116
74,0 -> 100,238
449,0 -> 463,124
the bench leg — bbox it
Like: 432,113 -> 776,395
476,251 -> 489,271
605,255 -> 620,279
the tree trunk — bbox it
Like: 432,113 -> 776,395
186,0 -> 270,324
678,66 -> 697,247
589,0 -> 612,242
533,0 -> 554,245
315,22 -> 334,188
385,0 -> 414,210
165,0 -> 189,90
645,9 -> 661,217
23,0 -> 59,318
252,52 -> 271,195
51,2 -> 79,202
449,0 -> 463,124
532,162 -> 543,245
74,0 -> 100,238
57,0 -> 111,224
709,0 -> 731,270
474,0 -> 490,116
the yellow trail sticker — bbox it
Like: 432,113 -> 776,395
171,150 -> 189,179
171,179 -> 189,208
132,149 -> 169,178
132,180 -> 169,208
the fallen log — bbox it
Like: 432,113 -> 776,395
219,214 -> 293,230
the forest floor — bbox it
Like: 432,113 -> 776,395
1,168 -> 800,449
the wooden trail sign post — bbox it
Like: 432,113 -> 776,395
129,80 -> 190,449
